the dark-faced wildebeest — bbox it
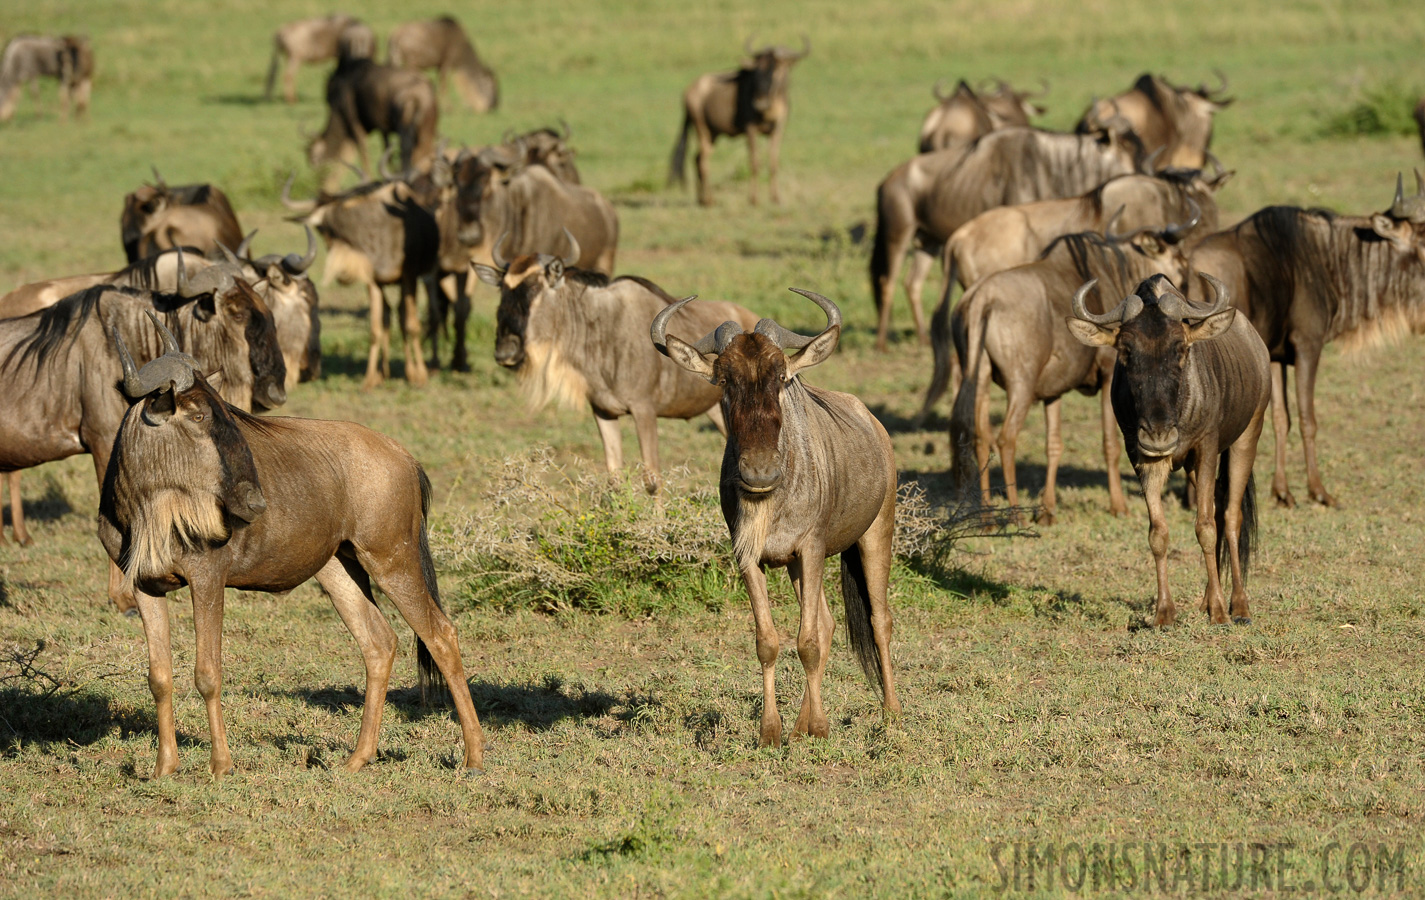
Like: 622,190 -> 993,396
265,14 -> 370,104
1187,177 -> 1425,508
308,37 -> 439,188
870,122 -> 1145,351
939,228 -> 1193,524
1077,72 -> 1231,171
501,123 -> 581,184
0,34 -> 92,123
652,289 -> 900,746
477,237 -> 760,493
943,164 -> 1229,292
119,171 -> 244,264
668,36 -> 809,207
1067,274 -> 1270,626
284,174 -> 438,389
917,77 -> 1046,153
99,323 -> 484,779
388,16 -> 498,113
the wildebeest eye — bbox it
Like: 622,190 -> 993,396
191,413 -> 205,422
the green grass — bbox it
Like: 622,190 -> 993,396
3,0 -> 1425,896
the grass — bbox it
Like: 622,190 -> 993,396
3,0 -> 1425,896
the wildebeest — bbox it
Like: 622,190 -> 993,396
870,123 -> 1145,351
917,78 -> 1046,153
284,174 -> 438,388
1187,177 -> 1425,508
669,36 -> 809,206
502,123 -> 581,184
477,240 -> 760,493
941,229 -> 1193,524
265,14 -> 370,104
98,324 -> 484,778
652,289 -> 900,746
1067,274 -> 1269,626
943,165 -> 1228,292
388,16 -> 498,113
308,36 -> 439,187
0,34 -> 92,122
1076,72 -> 1231,170
0,261 -> 286,607
452,148 -> 619,272
119,171 -> 244,264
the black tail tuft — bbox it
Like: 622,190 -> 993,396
1214,451 -> 1256,578
668,113 -> 690,188
948,366 -> 981,506
869,188 -> 891,317
416,466 -> 448,705
840,546 -> 885,696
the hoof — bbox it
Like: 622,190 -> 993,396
123,607 -> 140,619
1232,616 -> 1252,626
1274,493 -> 1296,509
1033,509 -> 1056,526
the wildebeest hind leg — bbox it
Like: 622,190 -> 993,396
745,131 -> 759,205
1293,350 -> 1335,506
630,406 -> 662,495
315,556 -> 397,772
1190,452 -> 1229,624
904,250 -> 934,345
364,282 -> 387,390
1037,398 -> 1063,525
1269,362 -> 1295,507
789,555 -> 833,739
400,274 -> 429,387
593,411 -> 624,473
857,501 -> 900,717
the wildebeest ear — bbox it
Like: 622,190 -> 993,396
223,480 -> 267,523
472,262 -> 503,286
663,334 -> 717,382
785,325 -> 840,379
141,388 -> 177,425
547,258 -> 564,284
193,293 -> 217,322
1065,317 -> 1119,347
1370,214 -> 1414,252
1182,308 -> 1236,345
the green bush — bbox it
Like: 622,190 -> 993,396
1320,82 -> 1423,138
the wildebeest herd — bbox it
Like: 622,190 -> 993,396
2,15 -> 1425,780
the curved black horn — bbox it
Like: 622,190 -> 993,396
341,158 -> 368,183
1160,196 -> 1203,243
150,165 -> 167,190
789,287 -> 842,332
279,173 -> 307,211
148,308 -> 182,357
115,326 -> 144,398
560,228 -> 581,267
743,34 -> 756,57
1198,273 -> 1232,315
795,34 -> 810,59
217,240 -> 243,269
1071,279 -> 1141,326
377,145 -> 396,181
650,294 -> 698,355
175,245 -> 190,296
283,225 -> 318,275
1142,145 -> 1165,173
932,78 -> 948,101
236,229 -> 257,260
1208,69 -> 1229,98
1206,151 -> 1226,179
491,231 -> 511,270
750,287 -> 842,350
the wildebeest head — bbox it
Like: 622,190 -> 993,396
174,248 -> 288,411
1101,194 -> 1202,282
452,151 -> 509,246
742,35 -> 809,116
474,230 -> 582,368
654,287 -> 840,493
1066,273 -> 1235,458
1374,171 -> 1425,264
244,227 -> 321,385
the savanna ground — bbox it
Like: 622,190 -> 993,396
2,0 -> 1424,896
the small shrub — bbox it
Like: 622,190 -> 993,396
1319,82 -> 1423,138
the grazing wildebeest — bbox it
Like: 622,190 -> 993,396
308,37 -> 439,187
476,237 -> 760,492
917,78 -> 1046,153
1077,72 -> 1231,170
388,16 -> 498,113
1067,274 -> 1270,626
668,36 -> 809,206
940,228 -> 1193,524
99,323 -> 484,779
943,165 -> 1228,292
0,260 -> 285,604
265,14 -> 370,103
119,171 -> 244,264
452,148 -> 619,272
1187,178 -> 1425,508
284,174 -> 438,389
870,123 -> 1145,351
652,289 -> 900,746
0,34 -> 92,122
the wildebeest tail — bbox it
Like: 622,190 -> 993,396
840,544 -> 885,696
415,465 -> 448,703
914,257 -> 959,426
1213,450 -> 1256,578
668,112 -> 691,187
869,185 -> 891,317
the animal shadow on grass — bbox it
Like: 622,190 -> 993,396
201,94 -> 268,107
0,687 -> 159,754
3,475 -> 73,530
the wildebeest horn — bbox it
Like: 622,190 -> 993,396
932,78 -> 948,101
1141,146 -> 1165,173
1206,151 -> 1226,178
1071,279 -> 1142,326
1387,170 -> 1425,223
558,117 -> 571,140
175,246 -> 235,298
491,231 -> 511,270
650,295 -> 700,354
341,159 -> 368,183
279,173 -> 313,212
236,229 -> 256,260
1103,205 -> 1128,240
282,225 -> 318,275
1196,273 -> 1232,315
377,145 -> 396,181
150,165 -> 167,190
792,34 -> 810,59
1160,196 -> 1202,243
175,246 -> 190,295
1200,69 -> 1230,99
114,310 -> 200,399
560,228 -> 581,267
115,326 -> 144,398
753,287 -> 842,350
216,240 -> 244,269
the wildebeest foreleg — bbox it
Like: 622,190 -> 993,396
694,120 -> 715,207
593,411 -> 624,472
189,573 -> 235,776
745,131 -> 760,205
283,54 -> 299,104
996,379 -> 1036,520
854,502 -> 901,718
1293,349 -> 1334,507
363,282 -> 388,390
630,405 -> 662,494
400,273 -> 429,387
135,589 -> 180,778
903,250 -> 934,346
767,121 -> 784,206
1223,429 -> 1261,624
1138,460 -> 1176,627
788,553 -> 833,739
1100,367 -> 1127,516
972,358 -> 994,505
741,563 -> 782,747
315,556 -> 397,772
1190,451 -> 1230,625
1269,362 -> 1295,507
2,471 -> 31,545
1037,398 -> 1063,525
